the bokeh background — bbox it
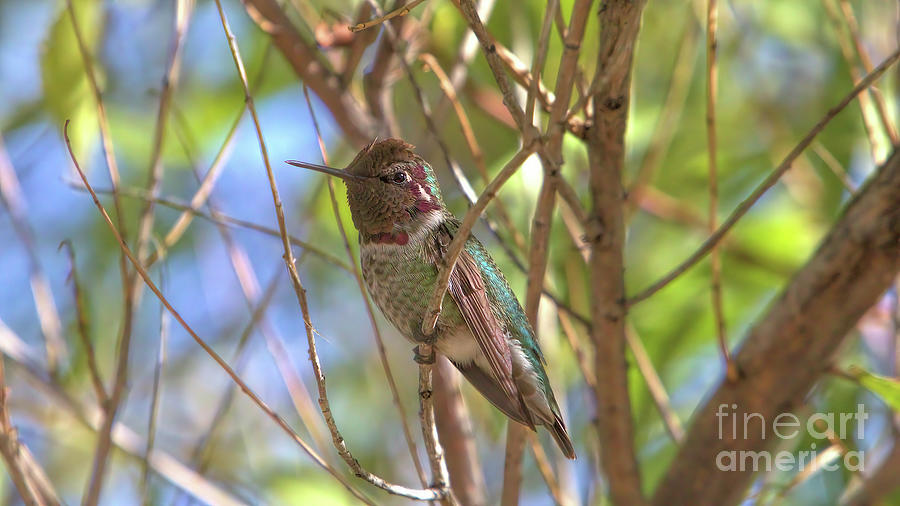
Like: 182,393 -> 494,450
0,0 -> 898,504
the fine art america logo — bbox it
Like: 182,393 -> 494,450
715,403 -> 867,472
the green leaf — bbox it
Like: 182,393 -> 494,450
847,365 -> 900,412
41,0 -> 100,155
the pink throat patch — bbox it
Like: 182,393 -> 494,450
370,231 -> 410,245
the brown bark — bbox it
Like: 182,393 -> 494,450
651,149 -> 900,505
586,1 -> 648,505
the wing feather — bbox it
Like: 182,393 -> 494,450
446,242 -> 534,428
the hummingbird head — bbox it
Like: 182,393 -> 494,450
286,139 -> 445,244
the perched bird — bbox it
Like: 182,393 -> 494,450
287,139 -> 575,459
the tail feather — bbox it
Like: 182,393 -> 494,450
549,414 -> 576,459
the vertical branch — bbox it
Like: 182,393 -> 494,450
59,242 -> 107,405
302,85 -> 428,487
626,15 -> 699,218
517,1 -> 596,502
211,1 -> 450,500
433,357 -> 487,506
705,0 -> 736,382
417,345 -> 454,505
140,268 -> 169,504
587,1 -> 647,505
524,0 -> 560,129
134,0 -> 191,264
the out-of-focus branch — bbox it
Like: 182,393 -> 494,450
84,3 -> 191,500
822,0 -> 887,164
651,149 -> 900,505
0,135 -> 67,374
455,0 -> 527,133
0,359 -> 60,506
65,118 -> 373,502
0,327 -> 246,506
58,242 -> 106,404
626,14 -> 699,218
841,436 -> 900,506
627,47 -> 900,306
586,1 -> 648,505
241,0 -> 374,144
837,0 -> 899,146
364,0 -> 408,133
705,0 -> 736,382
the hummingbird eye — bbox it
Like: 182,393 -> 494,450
384,171 -> 409,185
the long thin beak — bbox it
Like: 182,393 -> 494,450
285,160 -> 368,182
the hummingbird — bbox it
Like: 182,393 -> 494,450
286,139 -> 575,459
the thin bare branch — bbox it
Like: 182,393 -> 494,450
705,0 -> 736,382
812,142 -> 857,193
525,0 -> 560,128
303,84 -> 428,487
140,268 -> 169,505
838,0 -> 899,145
350,0 -> 426,32
416,344 -> 454,504
64,119 -> 372,504
58,241 -> 106,404
72,184 -> 353,273
624,325 -> 684,444
211,1 -> 449,499
822,0 -> 887,164
421,146 -> 538,335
